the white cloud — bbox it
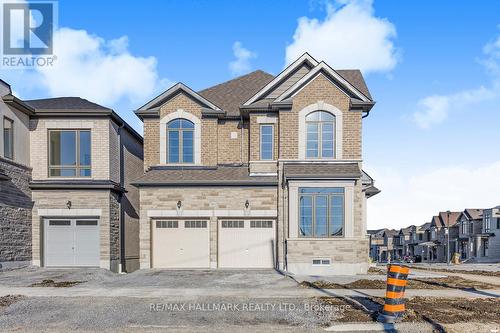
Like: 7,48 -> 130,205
412,86 -> 496,129
35,28 -> 169,106
285,0 -> 398,73
229,41 -> 257,76
412,33 -> 500,129
367,161 -> 500,230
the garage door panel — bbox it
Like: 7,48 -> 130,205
153,220 -> 210,268
45,220 -> 74,266
44,219 -> 100,267
219,219 -> 275,268
74,220 -> 100,266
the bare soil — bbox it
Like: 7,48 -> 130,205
412,267 -> 500,277
316,296 -> 500,324
301,276 -> 498,289
367,267 -> 385,275
0,295 -> 24,308
30,279 -> 85,287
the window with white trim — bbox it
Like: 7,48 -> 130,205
184,220 -> 207,228
260,124 -> 274,160
484,214 -> 491,232
156,220 -> 178,228
306,111 -> 335,158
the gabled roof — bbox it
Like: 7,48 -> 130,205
463,208 -> 483,220
383,229 -> 398,237
438,211 -> 461,227
274,61 -> 372,104
199,70 -> 274,117
430,216 -> 441,228
244,53 -> 319,106
399,226 -> 413,236
418,222 -> 431,231
136,82 -> 222,117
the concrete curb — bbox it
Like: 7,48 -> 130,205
324,322 -> 434,332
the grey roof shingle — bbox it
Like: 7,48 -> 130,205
199,70 -> 274,117
336,70 -> 372,100
25,97 -> 110,111
132,165 -> 277,186
284,163 -> 362,179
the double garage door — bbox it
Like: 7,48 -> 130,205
44,218 -> 100,267
152,219 -> 275,268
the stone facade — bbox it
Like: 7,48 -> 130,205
0,158 -> 33,264
138,186 -> 278,268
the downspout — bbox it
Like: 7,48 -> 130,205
240,114 -> 244,164
118,123 -> 126,273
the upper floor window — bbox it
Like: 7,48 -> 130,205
299,187 -> 344,238
306,111 -> 335,159
469,221 -> 474,234
3,117 -> 13,160
260,124 -> 274,160
484,214 -> 491,232
49,130 -> 91,177
167,119 -> 194,163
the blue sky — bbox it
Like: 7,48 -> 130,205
2,0 -> 500,229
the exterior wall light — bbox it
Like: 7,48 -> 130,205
177,200 -> 182,209
66,201 -> 72,209
245,200 -> 250,209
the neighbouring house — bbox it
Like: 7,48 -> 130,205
393,226 -> 412,259
412,222 -> 431,262
476,206 -> 500,262
0,80 -> 33,268
368,228 -> 385,262
457,209 -> 484,260
133,53 -> 379,275
0,80 -> 144,272
427,212 -> 461,262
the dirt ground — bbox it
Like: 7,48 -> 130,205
30,279 -> 84,287
411,267 -> 500,277
317,296 -> 500,324
301,276 -> 498,289
0,295 -> 24,307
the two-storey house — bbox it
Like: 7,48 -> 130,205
1,80 -> 144,272
0,80 -> 33,268
476,206 -> 499,262
133,53 -> 379,275
457,209 -> 483,260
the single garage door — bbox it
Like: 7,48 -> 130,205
44,218 -> 100,267
218,219 -> 275,268
152,219 -> 210,268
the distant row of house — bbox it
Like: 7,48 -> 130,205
368,206 -> 500,263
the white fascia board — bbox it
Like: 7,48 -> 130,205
138,83 -> 221,111
243,53 -> 319,106
275,62 -> 371,103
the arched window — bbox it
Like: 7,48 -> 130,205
305,111 -> 335,158
167,119 -> 194,163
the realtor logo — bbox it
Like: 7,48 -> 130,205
1,0 -> 57,68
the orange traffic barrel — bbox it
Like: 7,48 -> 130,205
377,263 -> 410,323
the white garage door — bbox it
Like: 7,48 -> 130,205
44,219 -> 100,267
152,220 -> 210,268
218,219 -> 275,268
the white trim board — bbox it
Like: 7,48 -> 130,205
275,62 -> 371,103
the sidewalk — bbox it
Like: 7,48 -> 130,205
0,286 -> 498,299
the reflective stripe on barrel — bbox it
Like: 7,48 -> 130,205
383,303 -> 405,313
387,277 -> 407,287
